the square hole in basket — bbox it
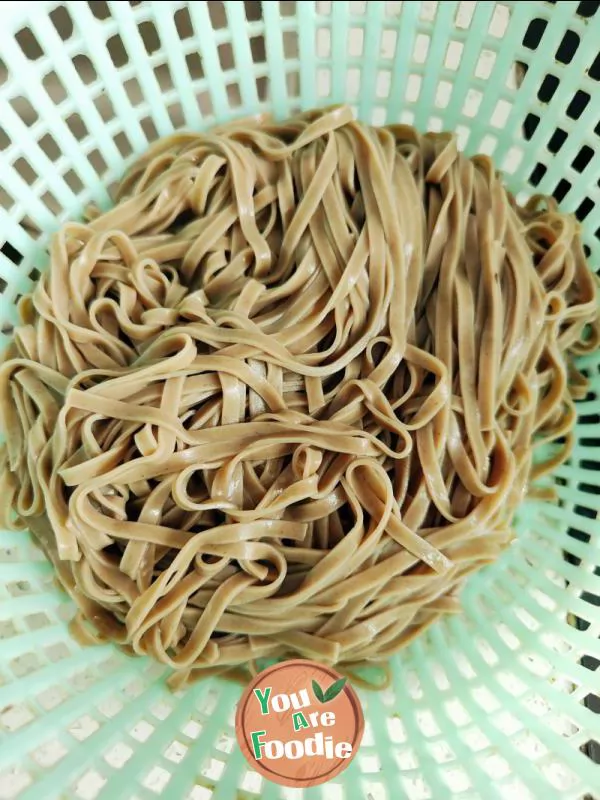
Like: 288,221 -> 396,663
188,787 -> 213,800
197,90 -> 213,117
0,187 -> 14,213
376,70 -> 391,99
186,51 -> 203,80
475,49 -> 496,80
10,96 -> 39,126
141,116 -> 159,144
94,93 -> 115,123
435,81 -> 452,109
578,0 -> 600,17
164,740 -> 189,763
97,695 -> 124,719
502,146 -> 523,174
143,766 -> 172,794
214,731 -> 235,755
41,70 -> 67,105
10,651 -> 42,678
346,68 -> 361,99
372,106 -> 387,126
590,51 -> 600,81
0,702 -> 36,732
316,27 -> 331,58
167,103 -> 185,130
556,30 -> 580,65
317,68 -> 331,98
455,0 -> 475,28
33,739 -> 68,768
416,709 -> 442,737
444,698 -> 471,726
130,719 -> 155,742
63,168 -> 84,193
14,157 -> 37,187
413,33 -> 430,65
420,1 -> 438,22
150,700 -> 173,721
208,1 -> 226,29
491,99 -> 511,128
240,768 -> 263,794
89,1 -> 109,20
245,0 -> 263,20
37,683 -> 69,711
358,752 -> 382,774
68,714 -> 100,741
114,132 -> 133,158
381,28 -> 397,59
139,21 -> 160,56
40,192 -> 62,214
548,127 -> 567,153
282,30 -> 298,59
567,89 -> 590,120
256,75 -> 269,102
201,757 -> 225,781
72,54 -> 97,85
286,71 -> 300,98
523,111 -> 540,137
445,40 -> 463,70
442,765 -> 472,792
489,4 -> 510,38
107,34 -> 129,68
461,726 -> 491,753
405,74 -> 422,103
50,6 -> 73,40
15,27 -> 43,60
39,132 -> 61,161
524,18 -> 548,50
538,73 -> 559,103
218,41 -> 234,72
88,149 -> 107,175
462,88 -> 482,118
553,177 -> 572,203
348,27 -> 364,57
250,36 -> 266,65
395,746 -> 419,771
0,618 -> 19,639
385,1 -> 403,17
73,769 -> 107,800
7,580 -> 33,597
104,742 -> 134,769
174,6 -> 193,40
576,196 -> 594,221
428,740 -> 456,765
124,76 -> 142,104
181,719 -> 203,740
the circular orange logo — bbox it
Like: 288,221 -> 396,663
235,659 -> 364,788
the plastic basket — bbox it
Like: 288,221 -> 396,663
0,1 -> 598,798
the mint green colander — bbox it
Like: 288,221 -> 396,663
0,2 -> 599,798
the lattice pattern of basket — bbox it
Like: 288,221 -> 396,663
0,2 -> 598,799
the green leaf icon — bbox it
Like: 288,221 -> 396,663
312,679 -> 325,703
323,677 -> 347,702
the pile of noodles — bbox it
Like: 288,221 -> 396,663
1,106 -> 598,688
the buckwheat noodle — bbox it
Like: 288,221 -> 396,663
1,107 -> 598,688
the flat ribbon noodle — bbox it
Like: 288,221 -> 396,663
0,107 -> 597,687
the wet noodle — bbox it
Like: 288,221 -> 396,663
1,107 -> 598,687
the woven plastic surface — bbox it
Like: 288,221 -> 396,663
0,1 -> 598,798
